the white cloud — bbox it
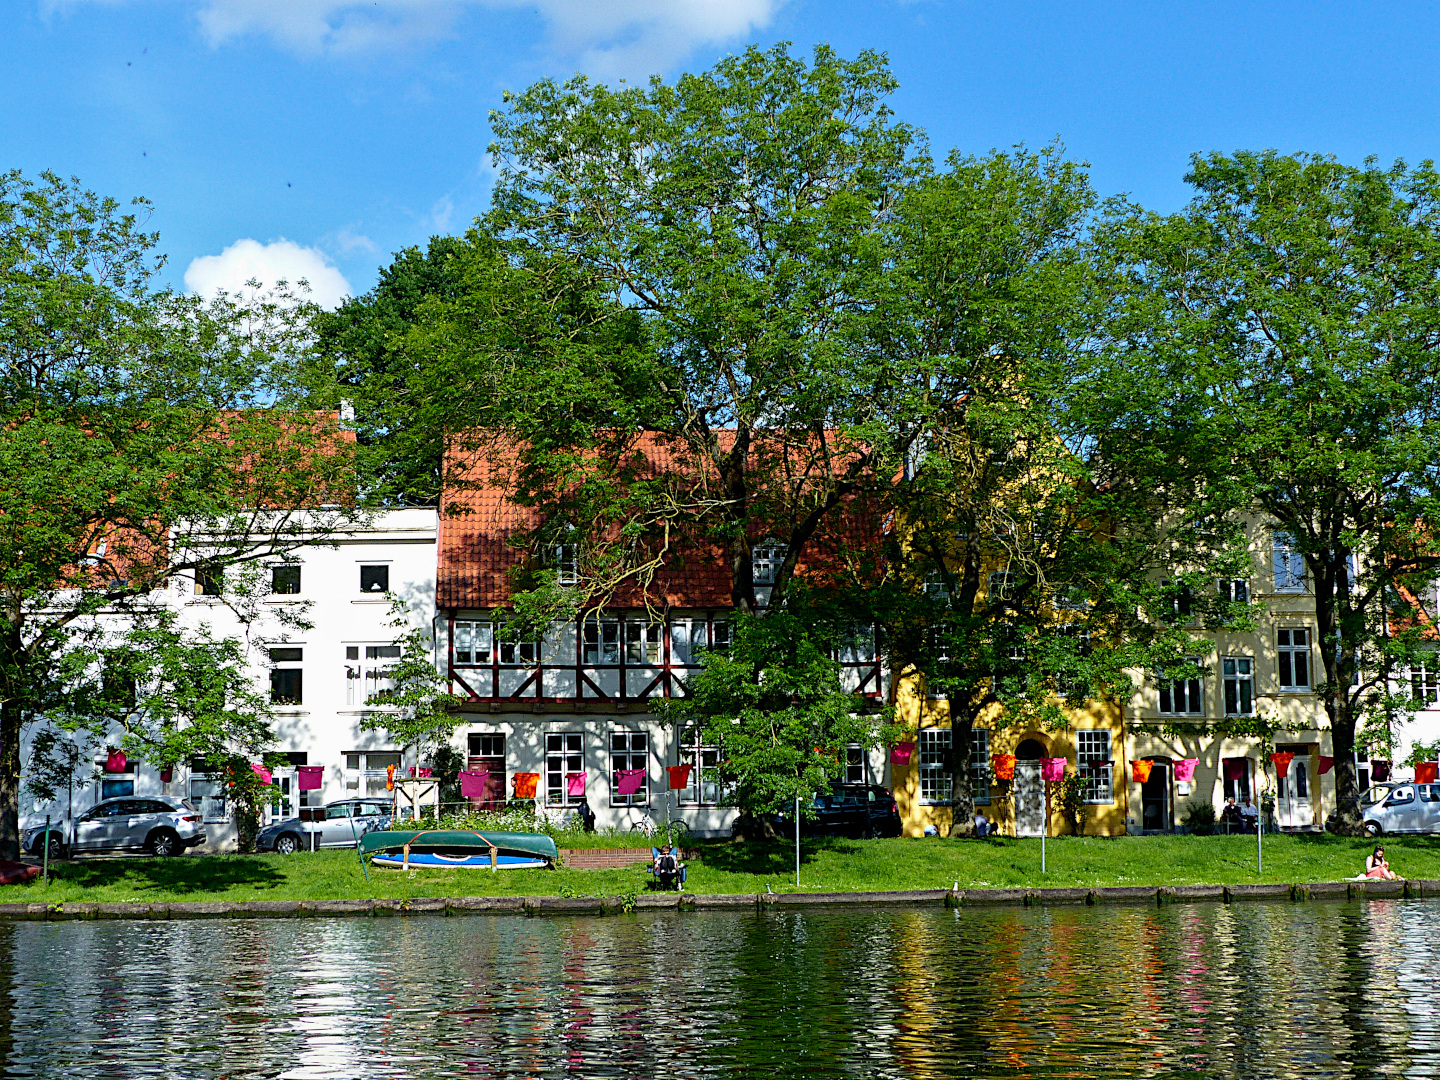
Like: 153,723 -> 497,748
331,225 -> 378,255
114,0 -> 785,71
184,238 -> 353,309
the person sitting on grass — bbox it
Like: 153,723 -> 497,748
653,845 -> 685,891
1362,846 -> 1399,881
973,812 -> 990,839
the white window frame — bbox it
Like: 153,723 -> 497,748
188,773 -> 229,823
582,619 -> 621,665
453,621 -> 493,666
609,730 -> 650,807
269,563 -> 302,595
988,571 -> 1015,602
552,544 -> 578,586
1076,730 -> 1114,804
918,728 -> 952,805
677,725 -> 722,806
1222,657 -> 1255,716
1413,656 -> 1439,707
1277,627 -> 1312,692
752,541 -> 787,586
1217,577 -> 1249,604
545,732 -> 584,807
845,745 -> 865,785
344,751 -> 402,796
345,643 -> 400,707
498,628 -> 543,666
625,621 -> 662,665
924,571 -> 954,604
1272,532 -> 1307,593
1158,658 -> 1204,716
966,727 -> 990,804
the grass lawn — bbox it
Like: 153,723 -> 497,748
3,833 -> 1439,906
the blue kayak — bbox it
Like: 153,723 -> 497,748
370,850 -> 549,870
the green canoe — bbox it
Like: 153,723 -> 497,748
359,829 -> 559,864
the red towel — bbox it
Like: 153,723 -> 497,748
1270,752 -> 1295,776
1371,760 -> 1391,782
296,765 -> 323,791
1416,762 -> 1438,784
1222,757 -> 1247,781
409,766 -> 433,779
992,754 -> 1016,781
667,764 -> 692,791
1317,756 -> 1335,775
459,770 -> 489,798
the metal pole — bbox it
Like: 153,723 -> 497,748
1041,779 -> 1047,874
350,814 -> 369,882
42,813 -> 50,886
795,796 -> 801,888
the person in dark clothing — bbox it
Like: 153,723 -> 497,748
578,799 -> 596,833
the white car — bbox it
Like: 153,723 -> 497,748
26,796 -> 207,857
1363,783 -> 1440,835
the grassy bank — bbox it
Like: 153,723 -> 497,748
3,833 -> 1439,905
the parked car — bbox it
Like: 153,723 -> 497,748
256,799 -> 395,854
1364,783 -> 1440,835
774,784 -> 902,839
24,796 -> 206,858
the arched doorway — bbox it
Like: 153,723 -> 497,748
1013,736 -> 1048,837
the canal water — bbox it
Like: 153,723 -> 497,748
0,899 -> 1436,1079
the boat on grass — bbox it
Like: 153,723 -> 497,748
360,829 -> 558,870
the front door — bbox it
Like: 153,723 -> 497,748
1014,763 -> 1044,837
1277,757 -> 1315,829
1142,763 -> 1171,832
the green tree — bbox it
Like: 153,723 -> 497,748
361,597 -> 461,760
1087,151 -> 1440,833
0,171 -> 357,858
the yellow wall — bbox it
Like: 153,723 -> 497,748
892,672 -> 1130,837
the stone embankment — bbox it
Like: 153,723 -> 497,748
0,878 -> 1434,920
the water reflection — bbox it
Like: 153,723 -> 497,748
0,899 -> 1436,1079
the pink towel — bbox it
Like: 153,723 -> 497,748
1174,758 -> 1199,783
890,741 -> 915,765
296,766 -> 323,791
1040,757 -> 1066,782
251,763 -> 273,786
410,766 -> 433,778
616,769 -> 646,796
105,749 -> 127,773
566,771 -> 586,797
459,770 -> 489,798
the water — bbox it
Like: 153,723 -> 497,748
1,899 -> 1437,1079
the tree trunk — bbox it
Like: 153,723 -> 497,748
0,697 -> 21,861
1313,547 -> 1363,835
949,708 -> 975,838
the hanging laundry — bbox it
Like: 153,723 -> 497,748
1222,758 -> 1248,781
459,770 -> 490,799
513,772 -> 540,799
105,749 -> 127,773
1371,760 -> 1391,782
992,754 -> 1017,781
616,769 -> 646,796
890,741 -> 915,765
1416,762 -> 1439,784
667,764 -> 692,791
385,763 -> 396,791
1173,758 -> 1199,783
1317,756 -> 1335,776
296,765 -> 323,791
1132,759 -> 1154,783
1040,757 -> 1066,782
1269,752 -> 1295,776
159,767 -> 174,784
251,763 -> 273,786
566,771 -> 586,797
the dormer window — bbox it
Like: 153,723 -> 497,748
752,541 -> 786,586
552,544 -> 578,586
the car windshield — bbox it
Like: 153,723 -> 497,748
1361,785 -> 1393,807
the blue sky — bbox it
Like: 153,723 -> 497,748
7,1 -> 1439,305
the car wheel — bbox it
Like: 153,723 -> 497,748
1364,821 -> 1382,838
147,829 -> 180,857
274,833 -> 301,855
32,834 -> 63,861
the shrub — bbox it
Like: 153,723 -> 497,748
1182,799 -> 1217,835
1054,773 -> 1089,836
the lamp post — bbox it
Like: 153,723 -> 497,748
795,795 -> 801,888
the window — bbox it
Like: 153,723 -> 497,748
964,727 -> 990,804
196,561 -> 223,596
498,630 -> 542,665
918,728 -> 952,804
845,745 -> 865,785
1158,658 -> 1204,716
360,565 -> 390,594
344,645 -> 400,706
469,733 -> 505,759
270,565 -> 301,595
1278,628 -> 1312,691
269,647 -> 303,705
1412,657 -> 1438,706
545,733 -> 584,806
100,778 -> 135,800
189,774 -> 228,821
924,571 -> 954,605
583,619 -> 621,665
1223,657 -> 1254,716
1223,758 -> 1251,802
678,724 -> 722,806
609,730 -> 649,807
552,544 -> 578,586
344,751 -> 401,796
1217,578 -> 1249,604
1272,532 -> 1307,593
988,572 -> 1015,602
1055,584 -> 1090,611
752,541 -> 787,586
669,620 -> 713,666
626,621 -> 662,665
1077,730 -> 1113,804
454,621 -> 493,665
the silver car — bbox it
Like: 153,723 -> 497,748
255,799 -> 394,854
29,796 -> 207,857
1364,783 -> 1440,835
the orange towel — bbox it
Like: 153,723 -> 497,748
513,772 -> 539,799
1131,759 -> 1153,783
992,754 -> 1016,781
1416,761 -> 1438,784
